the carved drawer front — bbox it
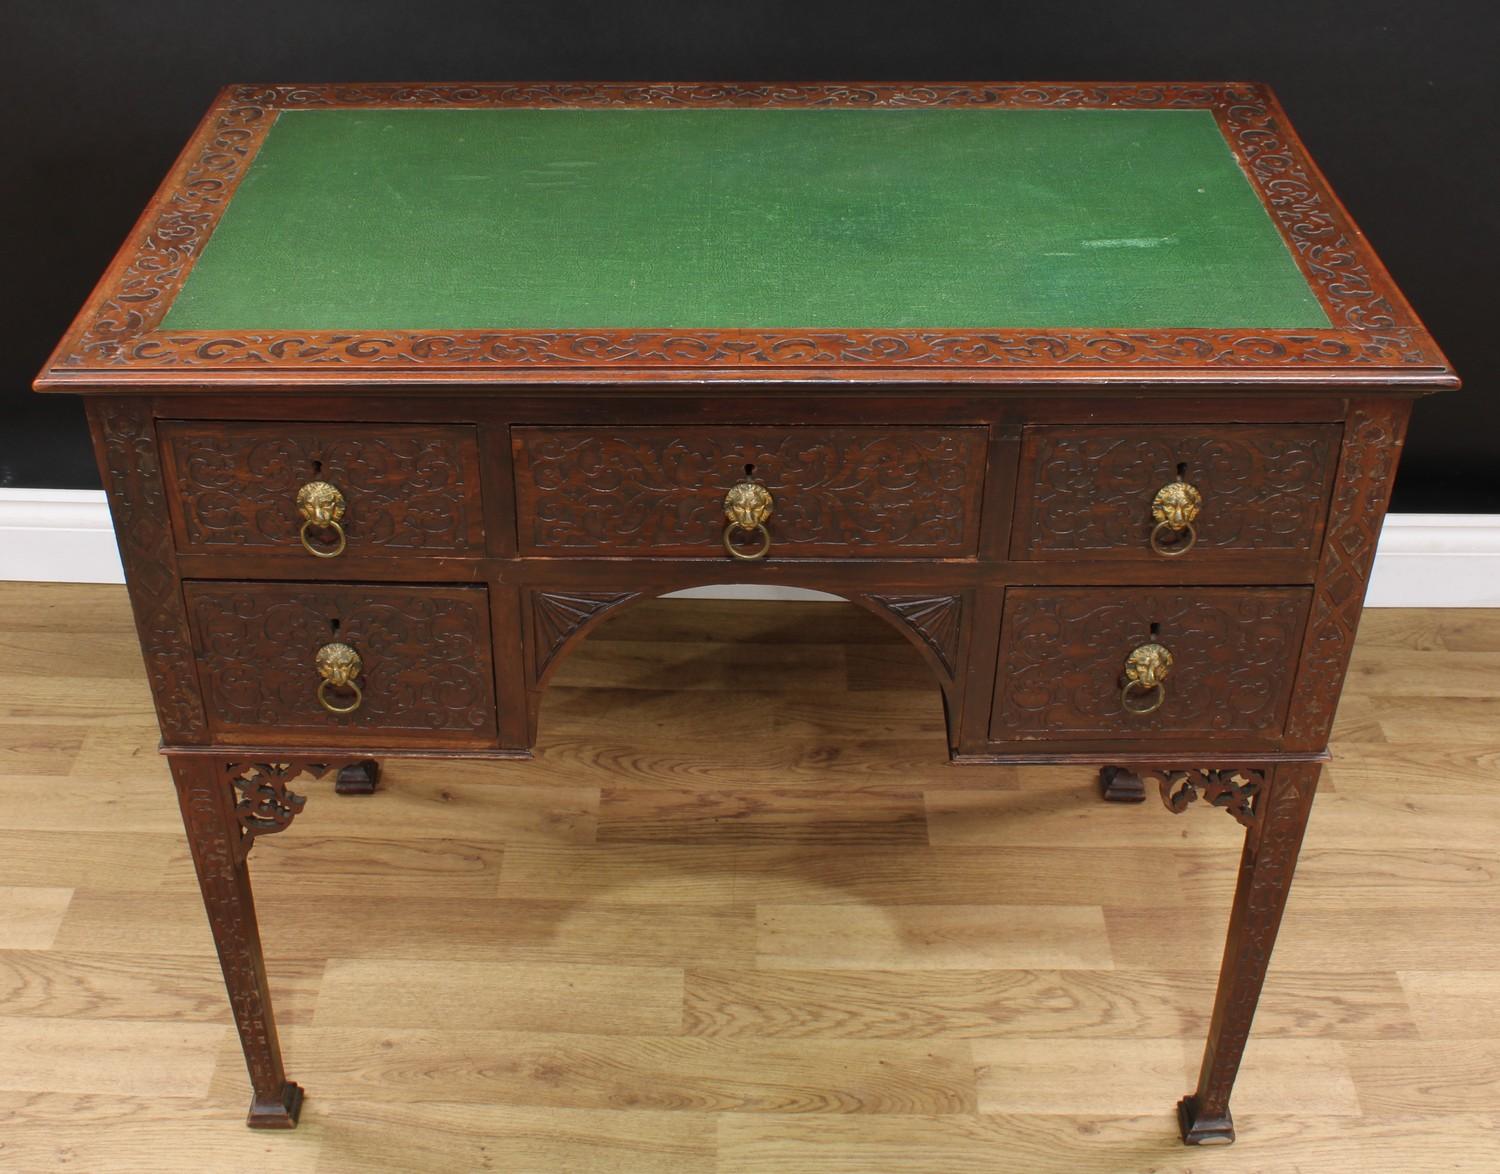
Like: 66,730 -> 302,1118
183,582 -> 497,747
160,422 -> 485,557
512,426 -> 987,557
1011,424 -> 1340,561
990,586 -> 1312,740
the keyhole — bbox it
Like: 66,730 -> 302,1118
744,463 -> 755,477
1149,622 -> 1160,638
1176,462 -> 1187,481
330,618 -> 340,635
311,459 -> 323,476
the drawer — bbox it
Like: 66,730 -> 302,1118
183,582 -> 497,747
990,587 -> 1311,741
160,422 -> 485,558
512,426 -> 987,558
1011,424 -> 1340,561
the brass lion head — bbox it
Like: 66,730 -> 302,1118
314,641 -> 362,687
296,480 -> 346,526
724,479 -> 774,531
1151,480 -> 1202,531
1124,642 -> 1173,690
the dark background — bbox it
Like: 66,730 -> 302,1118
6,1 -> 1494,509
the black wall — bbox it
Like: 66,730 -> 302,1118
6,1 -> 1495,509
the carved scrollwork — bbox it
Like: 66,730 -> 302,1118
224,759 -> 350,860
1019,425 -> 1339,557
232,82 -> 1246,110
1102,765 -> 1267,828
514,428 -> 985,555
48,83 -> 1441,375
184,584 -> 498,740
71,99 -> 269,365
161,423 -> 484,552
89,400 -> 208,742
991,589 -> 1309,738
1284,402 -> 1408,746
1154,767 -> 1265,829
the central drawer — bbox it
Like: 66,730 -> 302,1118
512,426 -> 987,558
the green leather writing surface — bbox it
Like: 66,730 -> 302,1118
161,108 -> 1329,331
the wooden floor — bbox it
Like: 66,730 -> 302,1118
1,584 -> 1498,1172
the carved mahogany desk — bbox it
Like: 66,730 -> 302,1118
35,82 -> 1455,1145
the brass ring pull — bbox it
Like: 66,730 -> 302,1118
722,478 -> 774,562
299,516 -> 347,559
1121,642 -> 1173,717
315,642 -> 363,715
317,677 -> 363,714
1150,478 -> 1202,558
723,521 -> 773,561
296,480 -> 347,559
1149,518 -> 1197,558
1121,678 -> 1167,714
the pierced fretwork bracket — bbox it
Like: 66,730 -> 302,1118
224,760 -> 357,860
1100,765 -> 1266,828
1155,767 -> 1265,829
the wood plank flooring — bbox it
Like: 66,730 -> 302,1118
1,583 -> 1498,1172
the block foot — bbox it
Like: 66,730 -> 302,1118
1099,765 -> 1146,803
1177,1095 -> 1234,1145
335,760 -> 380,796
247,1081 -> 304,1129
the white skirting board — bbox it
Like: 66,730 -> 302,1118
1,489 -> 1495,607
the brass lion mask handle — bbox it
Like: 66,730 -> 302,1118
1121,642 -> 1173,715
315,641 -> 363,714
723,479 -> 774,561
1150,478 -> 1202,557
297,480 -> 347,559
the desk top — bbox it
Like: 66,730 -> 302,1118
161,107 -> 1327,333
38,82 -> 1453,389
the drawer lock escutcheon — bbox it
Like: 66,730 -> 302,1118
1122,642 -> 1173,715
723,479 -> 774,562
1150,478 -> 1202,557
315,641 -> 363,715
296,480 -> 348,559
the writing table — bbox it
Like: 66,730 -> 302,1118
35,81 -> 1456,1145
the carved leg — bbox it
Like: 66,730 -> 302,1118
1174,762 -> 1321,1145
335,759 -> 381,795
1099,765 -> 1146,802
169,755 -> 346,1128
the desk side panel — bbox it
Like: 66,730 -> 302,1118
1282,396 -> 1412,752
86,397 -> 209,743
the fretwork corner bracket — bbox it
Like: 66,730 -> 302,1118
225,759 -> 355,859
1102,765 -> 1266,828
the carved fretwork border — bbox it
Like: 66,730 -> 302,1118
44,82 -> 1448,380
